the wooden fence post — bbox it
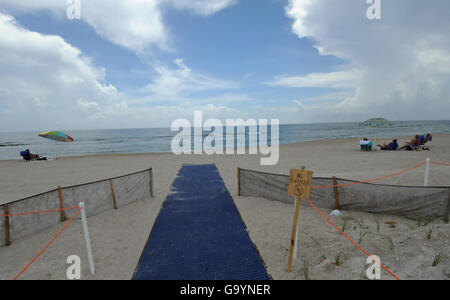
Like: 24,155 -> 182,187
110,180 -> 118,210
58,186 -> 66,222
237,167 -> 241,196
445,190 -> 450,223
4,204 -> 11,246
150,169 -> 154,197
333,176 -> 341,211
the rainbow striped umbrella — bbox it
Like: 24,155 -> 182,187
38,131 -> 74,160
38,131 -> 74,143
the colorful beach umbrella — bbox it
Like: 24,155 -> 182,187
38,131 -> 74,160
38,131 -> 74,143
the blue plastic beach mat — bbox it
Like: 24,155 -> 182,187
133,164 -> 270,280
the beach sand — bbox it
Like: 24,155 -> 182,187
0,134 -> 449,280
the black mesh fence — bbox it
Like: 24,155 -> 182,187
239,168 -> 450,221
1,168 -> 153,247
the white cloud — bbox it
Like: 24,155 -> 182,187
267,70 -> 359,89
141,59 -> 238,99
0,13 -> 122,130
0,13 -> 247,130
0,0 -> 237,53
282,0 -> 450,122
165,0 -> 238,16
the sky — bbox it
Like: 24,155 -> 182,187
0,0 -> 449,131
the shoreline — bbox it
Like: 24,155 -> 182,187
1,133 -> 450,205
2,132 -> 448,162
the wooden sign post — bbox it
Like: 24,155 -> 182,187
287,166 -> 313,272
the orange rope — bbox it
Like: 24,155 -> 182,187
0,206 -> 79,218
430,161 -> 450,167
13,207 -> 82,280
304,197 -> 400,280
311,162 -> 426,188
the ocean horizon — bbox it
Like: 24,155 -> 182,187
1,120 -> 449,161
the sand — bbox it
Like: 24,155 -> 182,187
0,134 -> 449,280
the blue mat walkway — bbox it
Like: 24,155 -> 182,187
133,164 -> 270,280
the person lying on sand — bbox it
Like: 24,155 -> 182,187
398,135 -> 421,151
32,152 -> 47,160
377,139 -> 399,151
20,149 -> 47,161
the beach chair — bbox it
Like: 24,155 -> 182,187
20,150 -> 32,161
419,134 -> 432,150
360,144 -> 373,151
406,139 -> 427,151
359,140 -> 373,151
407,144 -> 423,151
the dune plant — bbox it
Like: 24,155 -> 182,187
388,236 -> 395,252
359,231 -> 367,244
418,218 -> 432,228
432,253 -> 441,267
334,253 -> 343,266
356,217 -> 368,230
301,257 -> 310,280
425,226 -> 434,240
387,236 -> 395,255
341,220 -> 349,233
387,236 -> 398,261
303,231 -> 321,247
375,217 -> 380,233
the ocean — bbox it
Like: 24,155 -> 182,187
1,120 -> 449,161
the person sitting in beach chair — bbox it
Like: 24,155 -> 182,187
399,135 -> 421,151
359,138 -> 373,151
418,133 -> 432,149
377,139 -> 399,151
20,149 -> 46,161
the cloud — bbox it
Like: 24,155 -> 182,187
0,0 -> 237,53
283,0 -> 450,122
0,13 -> 123,130
0,13 -> 248,130
165,0 -> 238,16
267,70 -> 359,89
141,59 -> 238,99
